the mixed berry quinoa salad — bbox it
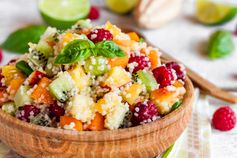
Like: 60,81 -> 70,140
0,20 -> 186,131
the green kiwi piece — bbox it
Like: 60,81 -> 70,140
2,102 -> 16,115
136,70 -> 158,92
49,72 -> 75,102
84,56 -> 108,76
14,85 -> 32,108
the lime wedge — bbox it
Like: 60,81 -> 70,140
196,0 -> 237,25
39,0 -> 90,29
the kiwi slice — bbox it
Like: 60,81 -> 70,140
49,72 -> 75,102
37,41 -> 53,56
30,113 -> 51,127
84,56 -> 109,76
14,85 -> 32,108
28,41 -> 53,67
2,102 -> 16,115
136,70 -> 158,92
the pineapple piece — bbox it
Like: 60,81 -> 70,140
8,76 -> 25,98
2,65 -> 25,86
105,21 -> 121,37
95,91 -> 123,115
173,80 -> 184,88
104,67 -> 131,88
105,102 -> 129,130
60,32 -> 78,48
172,81 -> 186,100
59,32 -> 87,49
151,88 -> 178,114
68,65 -> 90,91
67,94 -> 95,123
121,84 -> 143,105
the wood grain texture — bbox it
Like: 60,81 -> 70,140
0,78 -> 194,158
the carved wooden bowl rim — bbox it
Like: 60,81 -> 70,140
0,78 -> 194,142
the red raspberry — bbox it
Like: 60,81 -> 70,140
16,105 -> 40,122
152,66 -> 175,88
165,61 -> 186,81
88,6 -> 100,20
128,55 -> 150,73
132,100 -> 160,125
0,48 -> 3,63
212,106 -> 236,131
7,58 -> 17,65
49,103 -> 65,121
87,28 -> 113,43
0,70 -> 4,87
28,71 -> 46,86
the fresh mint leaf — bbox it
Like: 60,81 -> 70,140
1,25 -> 47,54
208,30 -> 235,59
54,39 -> 95,64
95,40 -> 126,58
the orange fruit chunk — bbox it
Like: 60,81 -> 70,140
127,32 -> 140,42
60,116 -> 83,131
31,77 -> 54,105
88,112 -> 105,131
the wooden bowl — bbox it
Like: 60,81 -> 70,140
0,77 -> 194,158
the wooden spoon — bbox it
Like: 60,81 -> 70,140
122,27 -> 237,103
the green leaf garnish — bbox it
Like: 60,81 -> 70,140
95,40 -> 126,58
55,40 -> 126,64
1,25 -> 47,54
54,39 -> 95,64
139,38 -> 145,43
171,101 -> 182,111
16,60 -> 33,76
208,30 -> 235,59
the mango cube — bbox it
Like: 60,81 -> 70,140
104,67 -> 131,88
68,65 -> 90,91
2,65 -> 25,86
151,88 -> 178,114
122,84 -> 143,105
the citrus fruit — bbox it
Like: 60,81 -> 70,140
39,0 -> 90,29
196,0 -> 237,25
105,0 -> 138,14
208,30 -> 235,59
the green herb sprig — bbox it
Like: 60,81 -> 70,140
54,39 -> 126,64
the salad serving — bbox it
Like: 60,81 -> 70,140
0,20 -> 186,131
